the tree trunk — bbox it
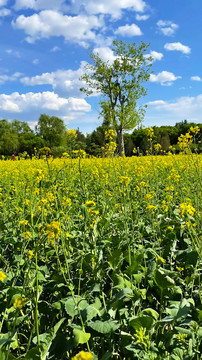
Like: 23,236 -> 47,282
117,128 -> 125,156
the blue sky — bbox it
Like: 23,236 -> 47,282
0,0 -> 202,133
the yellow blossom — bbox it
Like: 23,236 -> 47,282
23,231 -> 31,239
0,270 -> 6,282
28,250 -> 34,259
46,221 -> 61,240
19,220 -> 28,226
85,200 -> 96,207
155,256 -> 166,263
13,296 -> 27,309
176,266 -> 184,272
72,351 -> 93,360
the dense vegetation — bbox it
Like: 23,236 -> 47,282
0,116 -> 201,158
0,140 -> 201,359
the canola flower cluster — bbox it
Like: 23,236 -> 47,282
0,151 -> 201,359
72,351 -> 93,360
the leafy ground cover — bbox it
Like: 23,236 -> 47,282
0,154 -> 201,359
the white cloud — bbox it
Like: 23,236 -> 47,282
76,0 -> 146,19
157,20 -> 178,36
20,62 -> 88,98
0,91 -> 91,114
164,42 -> 191,54
145,50 -> 163,62
50,46 -> 61,52
93,47 -> 116,64
190,76 -> 201,82
14,0 -> 67,11
14,0 -> 147,18
0,0 -> 8,7
0,8 -> 10,16
114,23 -> 143,36
0,72 -> 23,85
147,94 -> 202,120
32,58 -> 39,65
136,14 -> 150,21
6,49 -> 21,57
12,10 -> 104,46
150,71 -> 181,85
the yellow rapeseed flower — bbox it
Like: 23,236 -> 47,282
155,256 -> 166,263
0,270 -> 6,282
19,220 -> 28,226
72,351 -> 93,360
28,250 -> 34,259
13,296 -> 27,309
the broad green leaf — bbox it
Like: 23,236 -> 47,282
24,347 -> 41,359
88,320 -> 120,334
73,328 -> 91,345
101,352 -> 113,360
84,304 -> 101,321
133,273 -> 144,284
130,315 -> 154,331
108,249 -> 123,270
0,350 -> 16,360
176,248 -> 198,267
0,338 -> 13,349
175,299 -> 190,323
141,308 -> 159,320
65,297 -> 88,317
154,268 -> 175,289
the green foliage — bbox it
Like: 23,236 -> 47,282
80,40 -> 153,155
35,114 -> 67,149
0,145 -> 201,359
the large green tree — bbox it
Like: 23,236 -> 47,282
80,40 -> 152,155
0,119 -> 19,154
35,114 -> 67,148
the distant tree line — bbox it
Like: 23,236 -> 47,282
0,116 -> 201,158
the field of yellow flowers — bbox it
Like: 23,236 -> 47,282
0,153 -> 201,360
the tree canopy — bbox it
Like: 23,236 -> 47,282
80,40 -> 153,155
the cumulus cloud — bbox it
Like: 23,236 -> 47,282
0,72 -> 23,85
150,71 -> 181,85
20,61 -> 88,98
157,20 -> 178,36
12,10 -> 104,46
190,76 -> 201,81
14,0 -> 147,18
136,14 -> 150,21
72,0 -> 146,19
145,50 -> 163,62
114,23 -> 142,36
0,91 -> 91,114
14,0 -> 67,11
0,8 -> 10,16
0,0 -> 8,7
147,94 -> 202,120
93,47 -> 116,64
164,42 -> 191,54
